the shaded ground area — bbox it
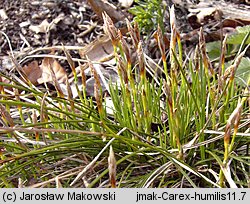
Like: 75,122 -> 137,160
0,0 -> 102,54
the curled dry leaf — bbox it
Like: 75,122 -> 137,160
22,58 -> 67,86
38,57 -> 67,84
22,60 -> 42,85
79,35 -> 114,62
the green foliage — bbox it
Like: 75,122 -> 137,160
206,41 -> 224,60
129,0 -> 165,33
225,57 -> 250,87
206,26 -> 250,90
206,25 -> 250,60
227,25 -> 250,44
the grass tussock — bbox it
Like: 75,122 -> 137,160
0,8 -> 249,188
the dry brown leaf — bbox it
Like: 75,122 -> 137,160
79,35 -> 114,61
87,0 -> 126,23
22,61 -> 42,85
223,19 -> 250,28
22,58 -> 67,86
38,57 -> 67,84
